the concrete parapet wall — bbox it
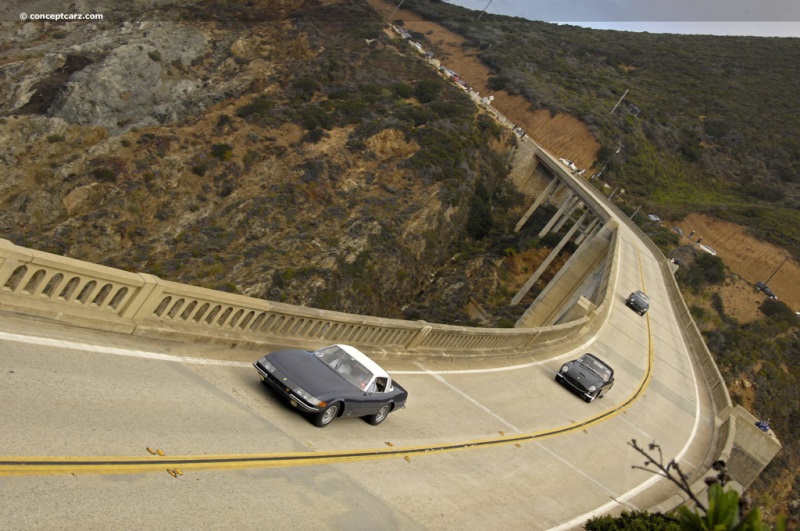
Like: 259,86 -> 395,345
602,203 -> 738,485
0,238 -> 589,360
727,406 -> 782,486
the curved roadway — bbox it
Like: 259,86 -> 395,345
1,210 -> 717,530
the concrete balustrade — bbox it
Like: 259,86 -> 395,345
0,239 -> 151,334
0,237 -> 600,359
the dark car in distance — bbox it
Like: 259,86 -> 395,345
555,353 -> 615,402
754,282 -> 777,300
254,344 -> 407,427
625,290 -> 650,315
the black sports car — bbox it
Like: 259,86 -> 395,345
625,290 -> 650,315
754,282 -> 778,300
555,353 -> 614,402
254,344 -> 408,427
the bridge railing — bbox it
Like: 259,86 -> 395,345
0,238 -> 602,359
571,178 -> 736,487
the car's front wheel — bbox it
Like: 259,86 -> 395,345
314,403 -> 340,427
367,404 -> 391,426
584,390 -> 600,403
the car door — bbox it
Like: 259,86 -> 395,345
349,376 -> 391,417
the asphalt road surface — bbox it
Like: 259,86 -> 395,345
0,220 -> 717,530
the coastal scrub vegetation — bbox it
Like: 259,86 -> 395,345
401,0 -> 800,258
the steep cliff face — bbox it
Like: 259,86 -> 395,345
0,0 -> 529,323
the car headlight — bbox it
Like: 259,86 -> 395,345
294,387 -> 326,407
560,365 -> 569,373
261,360 -> 276,373
588,385 -> 597,392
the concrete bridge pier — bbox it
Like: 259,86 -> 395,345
574,217 -> 600,245
516,219 -> 615,327
553,198 -> 584,233
514,178 -> 559,233
538,190 -> 577,238
511,210 -> 589,306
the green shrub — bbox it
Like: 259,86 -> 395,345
759,298 -> 799,326
303,127 -> 327,144
587,510 -> 680,530
392,82 -> 415,99
677,252 -> 726,291
215,114 -> 233,129
236,95 -> 273,120
91,167 -> 116,182
292,77 -> 319,102
415,79 -> 442,103
210,144 -> 233,161
487,76 -> 511,91
466,180 -> 492,240
299,106 -> 334,130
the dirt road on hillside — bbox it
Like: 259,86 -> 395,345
676,213 -> 800,314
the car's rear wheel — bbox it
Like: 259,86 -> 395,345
367,404 -> 391,426
314,403 -> 339,427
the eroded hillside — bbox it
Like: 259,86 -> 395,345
0,0 -> 548,323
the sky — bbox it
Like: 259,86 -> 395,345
442,0 -> 800,37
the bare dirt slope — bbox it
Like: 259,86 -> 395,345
675,213 -> 800,319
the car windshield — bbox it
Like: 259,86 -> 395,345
636,291 -> 650,302
578,355 -> 611,381
315,346 -> 374,390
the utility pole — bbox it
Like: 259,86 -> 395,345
764,257 -> 789,285
477,0 -> 493,20
388,0 -> 406,21
610,89 -> 629,114
594,142 -> 623,180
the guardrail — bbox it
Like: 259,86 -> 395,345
0,237 -> 612,359
573,174 -> 736,490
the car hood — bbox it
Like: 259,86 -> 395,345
629,295 -> 648,309
563,363 -> 604,390
262,349 -> 353,397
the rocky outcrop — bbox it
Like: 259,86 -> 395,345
47,22 -> 208,132
1,8 -> 293,133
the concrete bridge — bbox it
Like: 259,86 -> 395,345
0,133 -> 781,528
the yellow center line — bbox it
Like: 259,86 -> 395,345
2,255 -> 656,477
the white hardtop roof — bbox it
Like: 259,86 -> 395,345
335,344 -> 389,379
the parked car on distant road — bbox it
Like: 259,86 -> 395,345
754,282 -> 777,300
558,158 -> 578,172
254,344 -> 407,427
555,353 -> 615,402
625,290 -> 650,315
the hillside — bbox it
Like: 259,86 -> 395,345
397,0 -> 800,259
1,0 -> 798,522
382,0 -> 800,521
0,0 -> 545,324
